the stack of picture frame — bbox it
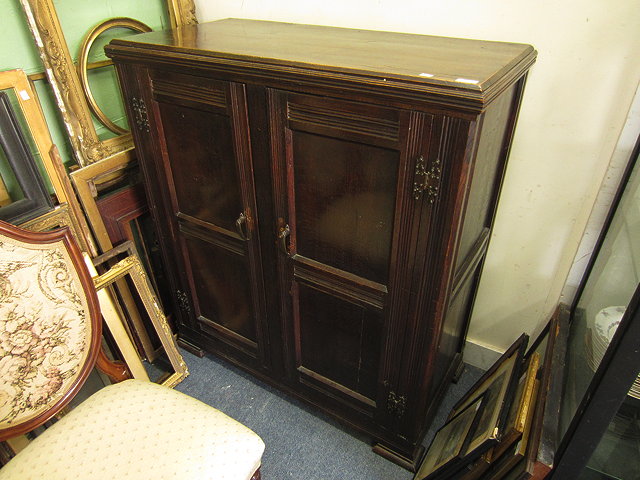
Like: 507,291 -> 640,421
0,67 -> 191,460
9,0 -> 205,367
16,0 -> 200,362
415,333 -> 542,480
0,69 -> 188,389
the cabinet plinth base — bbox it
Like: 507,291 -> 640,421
177,337 -> 205,358
372,443 -> 424,472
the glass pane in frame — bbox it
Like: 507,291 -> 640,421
576,395 -> 640,480
559,140 -> 640,445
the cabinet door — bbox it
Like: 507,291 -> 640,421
269,91 -> 437,418
148,71 -> 267,367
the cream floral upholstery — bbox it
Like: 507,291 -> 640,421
0,235 -> 91,429
0,222 -> 264,479
0,379 -> 265,480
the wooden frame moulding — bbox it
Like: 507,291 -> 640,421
91,253 -> 189,388
0,177 -> 10,206
0,69 -> 97,256
70,149 -> 136,252
94,183 -> 169,311
19,202 -> 90,254
70,150 -> 158,362
19,0 -> 197,166
0,91 -> 53,224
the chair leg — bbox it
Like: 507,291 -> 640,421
250,468 -> 261,480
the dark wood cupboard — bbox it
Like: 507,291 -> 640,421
106,19 -> 536,469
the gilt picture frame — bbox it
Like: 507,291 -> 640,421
70,149 -> 136,253
18,0 -> 196,166
70,149 -> 161,364
92,254 -> 188,388
19,203 -> 91,254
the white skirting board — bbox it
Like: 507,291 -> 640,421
463,339 -> 503,370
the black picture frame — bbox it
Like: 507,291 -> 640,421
427,333 -> 530,480
0,91 -> 53,224
415,394 -> 486,480
451,334 -> 529,434
549,134 -> 640,479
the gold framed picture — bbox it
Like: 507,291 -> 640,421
18,0 -> 196,166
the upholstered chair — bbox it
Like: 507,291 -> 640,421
0,220 -> 264,479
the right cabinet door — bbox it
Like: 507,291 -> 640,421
269,91 -> 442,422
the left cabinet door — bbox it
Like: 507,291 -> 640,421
142,70 -> 268,369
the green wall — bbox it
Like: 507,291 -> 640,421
2,0 -> 170,186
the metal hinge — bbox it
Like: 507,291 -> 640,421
413,155 -> 441,203
387,391 -> 407,418
132,97 -> 150,133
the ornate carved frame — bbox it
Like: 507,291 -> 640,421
19,0 -> 197,166
19,203 -> 91,253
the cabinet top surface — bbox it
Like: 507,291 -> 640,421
107,18 -> 536,105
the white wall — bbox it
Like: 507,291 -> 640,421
194,0 -> 640,352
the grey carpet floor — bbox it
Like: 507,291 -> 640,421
175,350 -> 483,480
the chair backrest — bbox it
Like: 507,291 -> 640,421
0,220 -> 102,441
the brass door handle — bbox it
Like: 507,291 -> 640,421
278,224 -> 291,257
235,212 -> 250,241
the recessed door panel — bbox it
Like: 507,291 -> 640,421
150,74 -> 265,362
270,91 -> 431,413
296,283 -> 382,400
292,131 -> 399,285
158,103 -> 242,232
185,235 -> 256,343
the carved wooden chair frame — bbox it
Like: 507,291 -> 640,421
18,206 -> 188,388
18,0 -> 197,166
0,220 -> 129,441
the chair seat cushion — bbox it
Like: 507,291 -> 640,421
0,379 -> 264,480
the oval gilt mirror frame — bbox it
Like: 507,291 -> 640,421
77,18 -> 153,136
